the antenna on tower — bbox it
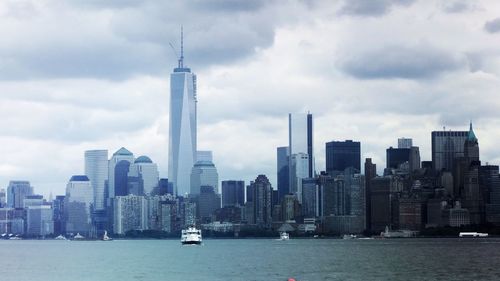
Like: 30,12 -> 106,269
180,25 -> 184,68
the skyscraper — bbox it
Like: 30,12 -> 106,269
277,146 -> 290,201
325,140 -> 361,173
65,175 -> 93,236
108,147 -> 134,198
168,28 -> 197,197
249,175 -> 273,228
221,180 -> 245,207
290,153 -> 309,203
190,160 -> 219,195
431,129 -> 468,172
7,181 -> 33,209
127,156 -> 159,195
85,150 -> 108,211
364,158 -> 377,230
288,113 -> 314,177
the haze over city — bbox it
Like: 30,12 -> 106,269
0,0 -> 499,197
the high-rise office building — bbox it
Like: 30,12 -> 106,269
398,138 -> 413,149
431,129 -> 468,172
249,175 -> 273,227
197,186 -> 221,223
364,158 -> 377,230
26,205 -> 53,237
168,29 -> 197,197
7,181 -> 34,209
190,160 -> 219,195
288,113 -> 314,177
108,147 -> 134,198
65,175 -> 93,236
221,180 -> 245,207
127,156 -> 159,195
369,176 -> 404,233
325,140 -> 361,173
290,153 -> 309,204
53,195 -> 66,235
85,150 -> 108,211
277,146 -> 290,201
386,146 -> 421,172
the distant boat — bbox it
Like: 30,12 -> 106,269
102,230 -> 112,241
9,235 -> 22,240
343,234 -> 357,239
54,235 -> 67,240
181,226 -> 202,245
73,233 -> 85,240
459,232 -> 488,238
380,226 -> 416,238
279,232 -> 290,240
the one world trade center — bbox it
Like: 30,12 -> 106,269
168,28 -> 197,196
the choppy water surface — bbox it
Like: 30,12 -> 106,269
1,238 -> 500,281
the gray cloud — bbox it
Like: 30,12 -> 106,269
441,0 -> 476,13
338,0 -> 415,16
338,44 -> 464,79
485,18 -> 500,33
0,0 -> 288,80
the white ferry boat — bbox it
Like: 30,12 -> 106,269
459,232 -> 488,238
54,235 -> 67,240
181,226 -> 202,245
279,232 -> 290,240
73,233 -> 85,240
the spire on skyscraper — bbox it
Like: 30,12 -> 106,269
179,25 -> 184,68
468,121 -> 477,142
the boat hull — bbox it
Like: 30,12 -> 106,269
182,240 -> 202,245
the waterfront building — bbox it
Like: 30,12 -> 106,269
277,146 -> 290,201
127,156 -> 159,195
214,206 -> 242,223
369,176 -> 404,233
85,150 -> 108,211
221,180 -> 244,207
113,195 -> 148,235
431,129 -> 468,172
325,140 -> 361,174
364,158 -> 377,230
197,186 -> 221,223
26,205 -> 53,236
190,160 -> 219,195
168,29 -> 197,197
65,176 -> 93,236
249,175 -> 273,227
160,201 -> 178,233
108,147 -> 134,198
398,197 -> 425,230
7,181 -> 33,208
301,178 -> 319,218
481,165 -> 500,224
52,195 -> 66,235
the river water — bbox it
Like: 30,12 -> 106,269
1,238 -> 499,281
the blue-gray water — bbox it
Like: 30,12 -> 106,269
1,238 -> 500,281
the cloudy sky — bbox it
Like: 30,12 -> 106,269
1,0 -> 500,197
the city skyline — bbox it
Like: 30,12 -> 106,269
0,0 -> 500,197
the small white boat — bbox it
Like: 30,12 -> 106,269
73,233 -> 85,240
9,235 -> 22,240
181,226 -> 202,245
459,232 -> 488,238
343,234 -> 357,239
279,232 -> 290,240
102,230 -> 112,241
54,235 -> 67,240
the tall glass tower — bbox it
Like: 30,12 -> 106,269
85,150 -> 108,211
168,28 -> 197,196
